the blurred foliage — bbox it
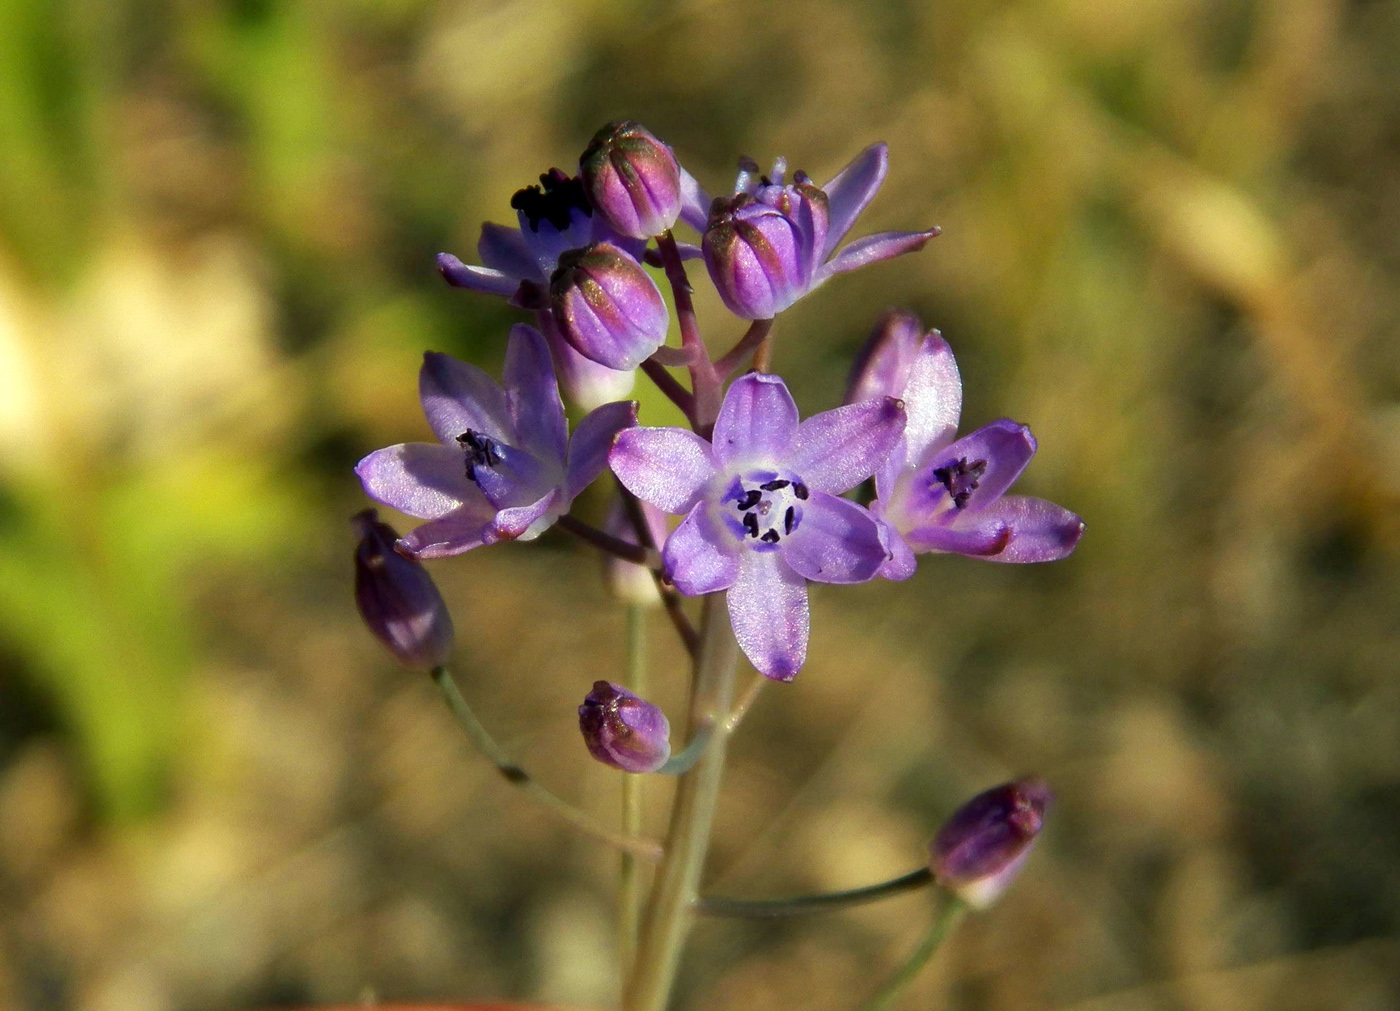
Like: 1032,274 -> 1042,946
0,0 -> 1398,1009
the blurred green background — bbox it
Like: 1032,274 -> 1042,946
1,0 -> 1398,1008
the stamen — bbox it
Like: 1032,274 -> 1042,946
458,430 -> 504,482
932,457 -> 988,510
784,507 -> 796,534
793,482 -> 809,500
760,479 -> 790,491
760,529 -> 780,544
743,513 -> 760,538
510,168 -> 592,232
737,489 -> 763,511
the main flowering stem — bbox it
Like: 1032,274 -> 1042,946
623,594 -> 739,1011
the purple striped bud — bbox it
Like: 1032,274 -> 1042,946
929,777 -> 1052,908
353,510 -> 454,670
702,177 -> 829,319
846,309 -> 930,404
578,681 -> 671,773
580,121 -> 683,239
550,242 -> 669,371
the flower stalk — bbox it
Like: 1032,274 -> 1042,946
620,603 -> 648,975
857,896 -> 966,1011
655,231 -> 722,431
697,867 -> 933,918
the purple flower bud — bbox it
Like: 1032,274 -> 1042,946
846,309 -> 930,404
550,242 -> 670,371
580,121 -> 683,239
702,182 -> 829,320
929,777 -> 1052,908
578,680 -> 671,773
353,509 -> 454,669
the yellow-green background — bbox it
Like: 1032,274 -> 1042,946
0,0 -> 1397,1008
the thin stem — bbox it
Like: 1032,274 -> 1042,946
697,867 -> 933,918
752,335 -> 773,373
429,666 -> 663,862
656,231 -> 721,432
714,318 -> 774,377
616,480 -> 699,656
857,896 -> 967,1011
640,359 -> 697,425
620,604 -> 648,975
724,674 -> 766,733
558,514 -> 662,569
653,723 -> 713,776
622,594 -> 740,1011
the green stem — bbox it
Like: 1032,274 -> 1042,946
857,896 -> 967,1011
697,868 -> 933,919
622,594 -> 740,1011
620,604 -> 648,975
429,666 -> 662,862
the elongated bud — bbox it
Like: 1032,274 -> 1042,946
550,242 -> 669,371
846,309 -> 928,404
580,121 -> 683,239
603,498 -> 668,607
929,777 -> 1051,908
353,510 -> 455,669
578,680 -> 671,773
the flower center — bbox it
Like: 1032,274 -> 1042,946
931,457 -> 987,510
511,168 -> 592,232
457,429 -> 503,483
724,471 -> 809,549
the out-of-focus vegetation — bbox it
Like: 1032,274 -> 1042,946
1,0 -> 1397,1008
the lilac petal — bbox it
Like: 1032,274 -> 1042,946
711,373 -> 800,467
904,520 -> 1012,557
876,518 -> 917,581
436,252 -> 522,297
824,228 -> 939,277
664,503 -> 741,595
503,324 -> 567,462
542,319 -> 636,410
419,351 -> 509,447
973,496 -> 1085,564
492,488 -> 561,542
930,419 -> 1037,509
356,443 -> 480,519
902,333 -> 963,464
781,492 -> 888,584
477,224 -> 543,282
398,503 -> 502,559
468,441 -> 552,511
679,166 -> 711,232
610,426 -> 719,514
566,400 -> 639,500
788,396 -> 906,494
727,550 -> 808,682
874,438 -> 908,505
821,143 -> 887,255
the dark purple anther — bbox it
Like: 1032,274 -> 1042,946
578,681 -> 672,773
352,510 -> 455,670
930,777 -> 1052,909
549,242 -> 670,371
580,121 -> 684,239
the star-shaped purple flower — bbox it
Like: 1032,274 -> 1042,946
701,144 -> 939,320
356,324 -> 637,559
610,373 -> 906,681
854,319 -> 1084,577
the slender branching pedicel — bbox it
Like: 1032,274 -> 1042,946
352,122 -> 1083,1011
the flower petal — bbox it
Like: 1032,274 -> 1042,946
823,228 -> 939,276
356,443 -> 479,519
664,503 -> 741,595
494,488 -> 562,542
787,395 -> 906,494
503,324 -> 568,461
902,332 -> 962,464
566,400 -> 639,500
398,503 -> 503,559
821,142 -> 888,256
876,517 -> 917,581
904,520 -> 1012,557
610,426 -> 719,514
973,496 -> 1085,564
436,252 -> 522,297
678,165 -> 711,232
781,492 -> 888,584
419,351 -> 510,447
477,223 -> 543,281
928,419 -> 1037,509
727,551 -> 809,681
711,373 -> 800,467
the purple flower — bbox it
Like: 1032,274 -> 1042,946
578,680 -> 672,773
352,510 -> 455,670
356,324 -> 637,559
852,320 -> 1084,578
610,373 -> 906,681
930,777 -> 1052,908
701,144 -> 939,320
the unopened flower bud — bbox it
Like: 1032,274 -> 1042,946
602,499 -> 669,607
580,121 -> 683,239
845,310 -> 929,404
929,777 -> 1052,908
550,242 -> 669,371
353,510 -> 455,669
702,181 -> 829,320
578,680 -> 671,773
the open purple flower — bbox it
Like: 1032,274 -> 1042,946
850,319 -> 1084,578
356,324 -> 637,559
610,373 -> 905,680
702,144 -> 939,320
